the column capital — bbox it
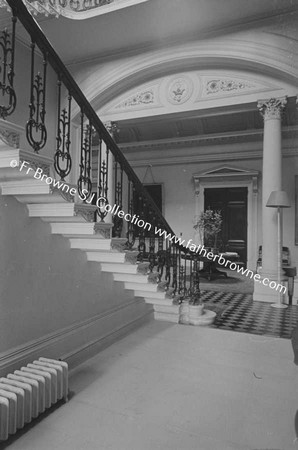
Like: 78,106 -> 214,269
257,97 -> 287,120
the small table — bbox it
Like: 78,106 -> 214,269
199,251 -> 241,282
283,266 -> 297,305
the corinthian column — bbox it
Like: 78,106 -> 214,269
253,97 -> 287,302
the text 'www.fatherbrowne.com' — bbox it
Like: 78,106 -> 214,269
11,159 -> 286,295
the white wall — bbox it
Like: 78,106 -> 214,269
127,142 -> 298,271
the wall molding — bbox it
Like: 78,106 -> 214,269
0,299 -> 152,376
119,125 -> 298,154
128,145 -> 298,168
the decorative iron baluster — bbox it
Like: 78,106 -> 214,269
188,253 -> 194,298
148,232 -> 156,273
125,180 -> 135,249
137,194 -> 147,262
171,246 -> 181,303
77,114 -> 92,200
54,80 -> 72,180
96,137 -> 110,222
177,250 -> 185,298
165,243 -> 172,290
112,161 -> 124,237
156,235 -> 165,279
26,42 -> 48,153
0,15 -> 16,119
190,258 -> 200,305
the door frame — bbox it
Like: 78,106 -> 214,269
193,166 -> 259,270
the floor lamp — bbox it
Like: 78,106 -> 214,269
266,190 -> 291,309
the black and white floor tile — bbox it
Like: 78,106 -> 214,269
201,290 -> 298,339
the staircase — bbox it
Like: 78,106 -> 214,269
0,0 -> 204,335
0,123 -> 180,324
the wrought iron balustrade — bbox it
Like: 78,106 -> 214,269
1,0 -> 202,305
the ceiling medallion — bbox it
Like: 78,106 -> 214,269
167,76 -> 194,105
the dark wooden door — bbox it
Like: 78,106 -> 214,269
204,187 -> 248,265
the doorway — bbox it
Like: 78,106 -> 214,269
204,187 -> 248,266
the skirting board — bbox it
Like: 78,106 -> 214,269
0,300 -> 153,377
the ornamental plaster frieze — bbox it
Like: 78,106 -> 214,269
29,0 -> 150,20
113,83 -> 161,111
72,34 -> 298,121
103,71 -> 281,116
0,119 -> 24,149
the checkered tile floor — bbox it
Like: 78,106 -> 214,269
201,290 -> 298,339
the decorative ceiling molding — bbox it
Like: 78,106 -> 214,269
0,0 -> 149,19
70,34 -> 298,122
10,0 -> 150,19
101,70 -> 283,119
127,146 -> 298,168
201,76 -> 258,99
114,83 -> 160,110
119,125 -> 298,152
166,75 -> 194,105
57,0 -> 150,19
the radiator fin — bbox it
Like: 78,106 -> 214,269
0,358 -> 68,441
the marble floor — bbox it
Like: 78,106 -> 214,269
2,319 -> 298,450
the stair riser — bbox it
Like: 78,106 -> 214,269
15,195 -> 67,204
86,253 -> 125,263
28,204 -> 75,217
113,274 -> 148,283
100,264 -> 138,274
50,223 -> 96,235
70,241 -> 111,251
132,290 -> 166,299
124,282 -> 158,292
144,298 -> 174,306
2,186 -> 50,196
0,167 -> 38,181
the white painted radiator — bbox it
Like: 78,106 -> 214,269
0,357 -> 68,441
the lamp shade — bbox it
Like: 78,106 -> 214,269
266,190 -> 291,208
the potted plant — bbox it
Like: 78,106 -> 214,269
193,208 -> 222,252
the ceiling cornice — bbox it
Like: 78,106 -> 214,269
119,126 -> 298,153
128,146 -> 298,168
65,5 -> 298,67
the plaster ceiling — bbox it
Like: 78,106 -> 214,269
115,97 -> 298,145
17,0 -> 298,65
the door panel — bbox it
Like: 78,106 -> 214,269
204,187 -> 248,266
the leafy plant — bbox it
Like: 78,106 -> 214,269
194,209 -> 222,248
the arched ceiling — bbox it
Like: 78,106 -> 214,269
28,0 -> 298,65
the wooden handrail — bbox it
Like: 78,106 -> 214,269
7,0 -> 175,236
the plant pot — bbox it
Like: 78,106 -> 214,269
179,301 -> 190,324
189,303 -> 205,325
